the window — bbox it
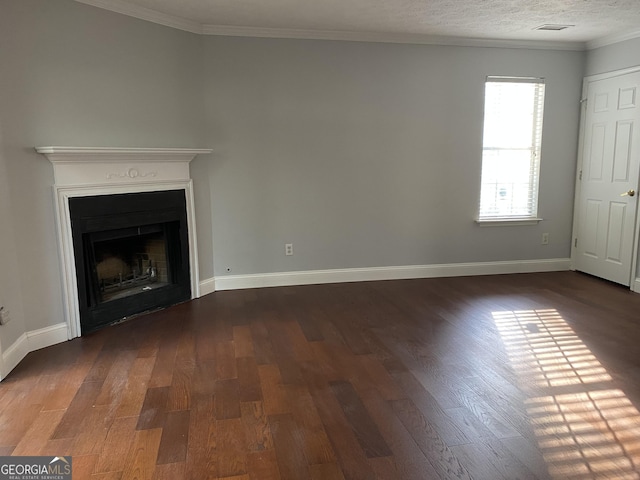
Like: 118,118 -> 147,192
478,76 -> 545,222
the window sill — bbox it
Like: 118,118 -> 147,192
475,217 -> 543,227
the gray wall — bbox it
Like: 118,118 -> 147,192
0,0 -> 207,341
203,37 -> 584,277
586,37 -> 640,76
0,130 -> 27,354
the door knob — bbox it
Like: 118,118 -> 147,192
621,189 -> 636,197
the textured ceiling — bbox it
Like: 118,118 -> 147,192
79,0 -> 640,46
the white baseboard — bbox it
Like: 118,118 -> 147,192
27,323 -> 69,352
199,277 -> 216,297
1,333 -> 29,379
1,322 -> 68,380
209,258 -> 572,291
632,278 -> 640,293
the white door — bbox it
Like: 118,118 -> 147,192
574,70 -> 640,286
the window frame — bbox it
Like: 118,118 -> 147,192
476,76 -> 546,225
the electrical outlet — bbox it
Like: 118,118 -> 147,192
0,307 -> 10,325
541,233 -> 549,245
285,243 -> 293,256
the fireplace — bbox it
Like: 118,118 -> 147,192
36,147 -> 211,339
70,190 -> 191,333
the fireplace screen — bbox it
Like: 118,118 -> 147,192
69,190 -> 191,334
92,226 -> 171,303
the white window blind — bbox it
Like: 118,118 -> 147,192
478,76 -> 545,220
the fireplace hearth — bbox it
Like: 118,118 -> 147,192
70,190 -> 190,333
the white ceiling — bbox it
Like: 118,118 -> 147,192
77,0 -> 640,49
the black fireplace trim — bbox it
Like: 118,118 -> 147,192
69,190 -> 191,334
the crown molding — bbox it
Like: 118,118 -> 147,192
586,28 -> 640,50
75,0 -> 589,51
75,0 -> 203,34
202,24 -> 586,51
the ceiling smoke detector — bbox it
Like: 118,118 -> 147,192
534,24 -> 575,31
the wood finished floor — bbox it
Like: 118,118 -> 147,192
2,271 -> 640,479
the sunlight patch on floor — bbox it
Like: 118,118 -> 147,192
494,309 -> 640,479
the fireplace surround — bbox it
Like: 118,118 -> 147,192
70,189 -> 191,333
36,147 -> 212,338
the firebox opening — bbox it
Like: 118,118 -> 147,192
92,225 -> 172,303
70,190 -> 191,334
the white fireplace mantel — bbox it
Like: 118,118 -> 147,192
36,146 -> 210,162
36,146 -> 212,339
36,146 -> 212,187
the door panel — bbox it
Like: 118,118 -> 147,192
618,87 -> 636,109
588,123 -> 606,181
574,71 -> 640,286
605,202 -> 625,264
583,200 -> 600,258
612,121 -> 633,182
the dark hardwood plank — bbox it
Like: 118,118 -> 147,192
94,350 -> 137,407
94,416 -> 138,474
237,356 -> 263,403
147,336 -> 178,388
216,417 -> 248,478
295,309 -> 325,343
357,354 -> 404,401
240,401 -> 273,452
367,456 -> 397,479
391,397 -> 472,479
286,384 -> 336,465
51,380 -> 103,440
71,455 -> 99,479
156,410 -> 190,464
215,378 -> 241,420
166,365 -> 193,412
450,438 -> 539,480
41,362 -> 94,411
247,450 -> 281,480
184,395 -> 216,480
166,332 -> 196,411
151,462 -> 185,480
11,409 -> 65,456
393,370 -> 470,446
136,386 -> 169,430
121,429 -> 162,480
251,320 -> 276,365
38,437 -> 74,457
234,325 -> 255,358
114,357 -> 155,418
268,413 -> 310,480
258,364 -> 289,416
356,385 -> 443,480
309,462 -> 346,480
301,362 -> 377,480
284,317 -> 318,362
72,404 -> 115,455
329,380 -> 392,459
216,340 -> 238,380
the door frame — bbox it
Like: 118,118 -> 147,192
571,65 -> 640,291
